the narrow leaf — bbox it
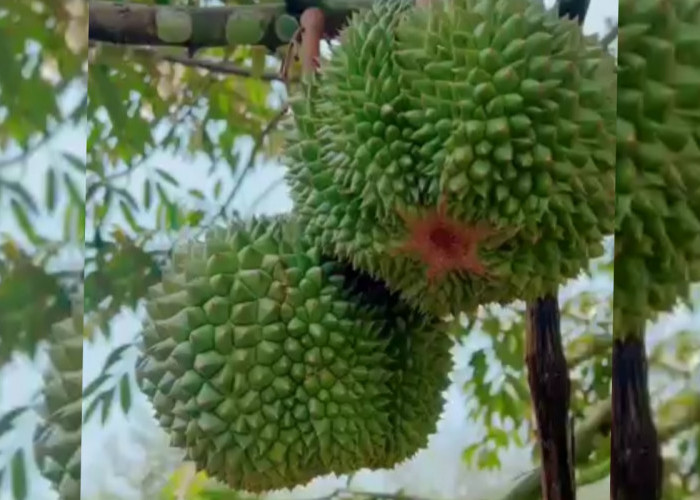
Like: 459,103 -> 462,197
103,343 -> 133,373
45,169 -> 57,212
188,189 -> 205,200
119,200 -> 140,233
10,200 -> 39,244
119,375 -> 131,413
83,374 -> 110,399
63,173 -> 83,205
101,388 -> 115,424
143,180 -> 152,210
155,168 -> 179,187
0,407 -> 27,439
83,394 -> 102,423
10,449 -> 26,500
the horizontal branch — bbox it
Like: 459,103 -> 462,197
88,0 -> 378,51
160,53 -> 285,81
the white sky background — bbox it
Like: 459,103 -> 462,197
0,1 -> 698,499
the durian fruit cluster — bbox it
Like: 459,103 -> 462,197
136,217 -> 453,492
614,0 -> 700,336
285,0 -> 617,317
136,0 -> 623,494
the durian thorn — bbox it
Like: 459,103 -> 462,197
394,205 -> 417,226
435,193 -> 449,218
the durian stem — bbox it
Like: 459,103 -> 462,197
300,8 -> 325,75
501,390 -> 700,500
557,0 -> 591,25
611,335 -> 663,500
524,294 -> 576,500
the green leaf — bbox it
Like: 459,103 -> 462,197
156,168 -> 179,187
2,181 -> 39,213
214,179 -> 222,199
90,64 -> 128,131
83,373 -> 110,399
143,180 -> 152,210
45,168 -> 57,212
10,200 -> 39,244
167,202 -> 180,230
10,449 -> 26,500
250,45 -> 267,78
188,188 -> 205,200
101,388 -> 115,424
119,200 -> 140,233
103,343 -> 133,372
462,443 -> 480,465
186,210 -> 205,227
119,374 -> 131,413
62,152 -> 86,172
0,407 -> 27,439
83,394 -> 102,423
156,183 -> 170,206
63,203 -> 74,241
63,172 -> 83,205
114,187 -> 139,211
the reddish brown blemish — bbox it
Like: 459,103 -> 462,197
392,199 -> 498,284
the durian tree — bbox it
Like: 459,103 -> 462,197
0,1 -> 698,500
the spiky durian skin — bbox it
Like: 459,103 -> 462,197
33,314 -> 83,500
614,0 -> 700,335
135,217 -> 452,493
285,0 -> 616,316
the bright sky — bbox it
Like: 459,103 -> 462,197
3,1 -> 698,500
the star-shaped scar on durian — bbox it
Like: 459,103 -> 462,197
391,199 -> 501,283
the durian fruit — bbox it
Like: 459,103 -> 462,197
285,0 -> 616,316
135,216 -> 452,493
614,0 -> 700,335
33,309 -> 83,500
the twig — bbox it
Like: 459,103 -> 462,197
0,135 -> 53,170
218,105 -> 289,217
162,53 -> 286,81
127,46 -> 289,82
245,177 -> 286,215
601,25 -> 618,49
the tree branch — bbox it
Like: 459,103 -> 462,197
88,0 -> 378,51
160,53 -> 285,82
93,43 -> 288,82
601,25 -> 618,49
501,391 -> 700,500
218,105 -> 290,217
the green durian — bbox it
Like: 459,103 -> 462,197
135,216 -> 453,493
285,0 -> 616,316
614,0 -> 700,335
33,309 -> 83,500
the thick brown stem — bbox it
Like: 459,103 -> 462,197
525,294 -> 576,500
88,0 -> 368,51
611,336 -> 662,500
300,8 -> 325,75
